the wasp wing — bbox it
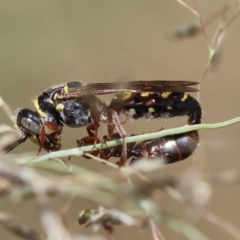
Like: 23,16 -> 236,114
58,80 -> 199,99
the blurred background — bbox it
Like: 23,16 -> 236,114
1,0 -> 240,239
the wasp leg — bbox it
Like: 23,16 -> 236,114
78,102 -> 101,155
39,121 -> 62,150
76,107 -> 100,159
77,135 -> 100,159
81,122 -> 100,150
98,133 -> 122,161
86,123 -> 99,137
86,104 -> 103,146
107,108 -> 127,166
35,141 -> 43,156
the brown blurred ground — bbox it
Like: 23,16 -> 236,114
1,0 -> 240,239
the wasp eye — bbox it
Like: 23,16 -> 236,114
20,117 -> 40,135
16,109 -> 41,135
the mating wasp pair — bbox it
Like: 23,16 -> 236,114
4,80 -> 201,165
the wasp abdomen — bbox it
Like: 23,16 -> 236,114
129,131 -> 199,165
99,131 -> 199,165
123,92 -> 201,125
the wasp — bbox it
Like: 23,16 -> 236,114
4,80 -> 201,164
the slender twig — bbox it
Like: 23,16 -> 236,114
149,219 -> 166,240
212,4 -> 240,48
0,96 -> 14,123
202,209 -> 240,240
176,0 -> 210,47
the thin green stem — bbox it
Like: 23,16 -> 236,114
16,117 -> 240,164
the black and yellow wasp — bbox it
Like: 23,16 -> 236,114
4,80 -> 201,165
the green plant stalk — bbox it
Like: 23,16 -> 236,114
17,117 -> 240,164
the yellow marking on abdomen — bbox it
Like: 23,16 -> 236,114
140,92 -> 150,97
148,107 -> 155,113
161,92 -> 171,98
181,93 -> 188,102
122,92 -> 133,100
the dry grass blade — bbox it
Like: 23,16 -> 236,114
202,209 -> 240,240
0,96 -> 14,123
0,211 -> 43,240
